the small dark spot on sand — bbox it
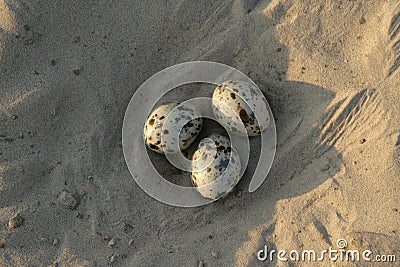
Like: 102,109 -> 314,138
123,223 -> 134,233
23,38 -> 34,45
58,191 -> 79,210
7,214 -> 24,229
148,119 -> 155,125
73,69 -> 82,75
235,189 -> 242,197
1,136 -> 15,142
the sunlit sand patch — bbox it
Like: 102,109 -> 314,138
0,88 -> 39,115
0,0 -> 16,62
234,223 -> 270,266
0,204 -> 29,223
263,0 -> 288,19
51,248 -> 91,267
0,0 -> 17,33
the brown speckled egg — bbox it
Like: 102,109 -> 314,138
143,102 -> 203,153
191,133 -> 241,200
212,80 -> 270,136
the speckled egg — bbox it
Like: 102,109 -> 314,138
191,133 -> 241,200
143,102 -> 203,153
212,80 -> 270,136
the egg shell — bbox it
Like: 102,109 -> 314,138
212,80 -> 270,136
191,133 -> 241,200
143,102 -> 203,153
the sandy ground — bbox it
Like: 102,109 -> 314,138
0,0 -> 399,266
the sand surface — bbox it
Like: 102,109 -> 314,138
1,0 -> 399,266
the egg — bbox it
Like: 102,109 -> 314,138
143,102 -> 203,153
191,133 -> 241,200
212,80 -> 270,136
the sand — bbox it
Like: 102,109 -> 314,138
0,0 -> 399,266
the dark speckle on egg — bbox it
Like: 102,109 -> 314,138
191,133 -> 241,200
149,144 -> 159,150
220,159 -> 229,168
212,80 -> 270,137
239,109 -> 250,122
144,102 -> 203,153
